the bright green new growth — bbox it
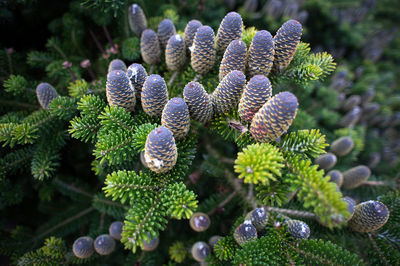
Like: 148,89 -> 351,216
169,241 -> 186,263
234,143 -> 284,185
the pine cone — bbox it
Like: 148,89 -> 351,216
142,232 -> 159,251
191,26 -> 216,75
161,97 -> 190,139
314,153 -> 337,171
342,165 -> 371,189
191,241 -> 211,262
244,207 -> 268,232
157,19 -> 176,49
250,91 -> 298,142
215,12 -> 243,53
166,34 -> 186,71
327,170 -> 343,187
73,237 -> 94,259
128,3 -> 147,36
184,20 -> 202,49
285,219 -> 310,239
212,70 -> 246,113
140,29 -> 161,65
183,81 -> 213,123
109,221 -> 123,241
190,212 -> 211,232
127,63 -> 147,98
219,39 -> 247,81
348,200 -> 389,232
239,75 -> 272,122
247,30 -> 274,77
233,221 -> 257,245
144,126 -> 178,174
330,136 -> 354,157
106,70 -> 135,111
141,74 -> 168,116
94,234 -> 115,255
108,59 -> 127,73
36,82 -> 59,109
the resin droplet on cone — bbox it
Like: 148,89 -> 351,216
247,30 -> 275,77
166,34 -> 186,71
127,63 -> 147,98
184,20 -> 202,49
183,81 -> 213,123
73,236 -> 94,259
215,12 -> 243,53
162,97 -> 190,140
342,165 -> 371,189
212,70 -> 246,113
219,39 -> 247,81
239,75 -> 272,122
191,26 -> 216,75
348,200 -> 389,232
36,83 -> 59,109
141,29 -> 161,65
250,91 -> 298,142
273,20 -> 302,71
106,70 -> 136,111
141,74 -> 168,116
144,126 -> 177,174
128,3 -> 147,36
157,19 -> 176,49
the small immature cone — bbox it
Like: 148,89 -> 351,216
144,126 -> 178,174
314,153 -> 337,171
166,34 -> 186,71
127,63 -> 147,98
141,29 -> 161,65
273,20 -> 303,71
340,106 -> 362,128
244,207 -> 268,232
106,70 -> 136,111
285,219 -> 310,239
342,165 -> 371,189
238,75 -> 272,122
191,26 -> 216,75
247,30 -> 275,77
161,97 -> 190,139
343,196 -> 356,220
330,136 -> 354,157
183,81 -> 213,123
109,221 -> 123,241
128,3 -> 147,36
142,232 -> 159,251
219,39 -> 247,81
234,221 -> 257,245
73,236 -> 94,259
250,91 -> 298,142
342,95 -> 361,111
212,70 -> 246,113
108,59 -> 127,73
190,212 -> 211,232
157,19 -> 176,49
184,20 -> 202,49
36,83 -> 59,109
215,12 -> 243,53
141,74 -> 168,116
191,241 -> 211,262
94,234 -> 115,255
327,170 -> 343,187
362,103 -> 380,119
348,200 -> 389,232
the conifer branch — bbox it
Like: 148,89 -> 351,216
264,206 -> 316,219
207,190 -> 238,216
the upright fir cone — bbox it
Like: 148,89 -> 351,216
157,19 -> 176,49
127,63 -> 147,98
330,136 -> 354,156
142,233 -> 159,251
212,70 -> 246,113
238,75 -> 272,122
314,153 -> 337,171
273,20 -> 303,71
184,20 -> 202,49
245,207 -> 268,232
106,70 -> 136,111
234,221 -> 257,245
191,26 -> 216,75
285,219 -> 310,239
94,234 -> 115,255
166,34 -> 186,71
327,170 -> 343,187
339,106 -> 362,127
247,30 -> 275,78
342,165 -> 371,189
215,12 -> 243,54
140,29 -> 161,65
36,83 -> 59,109
161,97 -> 190,139
108,59 -> 127,73
141,74 -> 168,116
219,39 -> 247,81
144,126 -> 178,174
191,241 -> 211,262
128,3 -> 147,36
183,81 -> 213,123
250,91 -> 298,142
72,237 -> 94,259
343,196 -> 356,220
348,200 -> 389,232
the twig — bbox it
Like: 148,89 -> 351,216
207,190 -> 238,216
5,48 -> 13,74
0,99 -> 40,109
247,183 -> 257,209
99,213 -> 105,230
368,233 -> 390,266
264,206 -> 317,219
167,71 -> 179,86
204,143 -> 236,164
89,29 -> 107,55
362,180 -> 389,186
149,65 -> 155,75
193,73 -> 201,82
103,26 -> 117,52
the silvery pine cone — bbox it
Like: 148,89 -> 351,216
191,25 -> 216,75
108,59 -> 127,73
238,75 -> 272,122
144,126 -> 178,174
314,153 -> 337,171
184,20 -> 202,49
127,63 -> 147,97
141,29 -> 161,65
72,236 -> 94,259
183,81 -> 213,123
244,207 -> 268,232
219,39 -> 247,81
142,232 -> 159,251
339,106 -> 362,128
250,91 -> 298,142
247,30 -> 275,77
348,200 -> 390,232
190,212 -> 211,232
273,20 -> 303,71
106,70 -> 136,111
141,74 -> 168,116
215,12 -> 243,53
330,136 -> 354,157
285,219 -> 310,239
327,170 -> 343,187
212,70 -> 246,113
342,95 -> 361,111
161,97 -> 190,139
157,19 -> 176,49
94,234 -> 115,255
166,34 -> 186,71
128,3 -> 147,36
36,83 -> 59,109
342,165 -> 371,189
109,221 -> 123,241
191,241 -> 211,262
233,221 -> 257,245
